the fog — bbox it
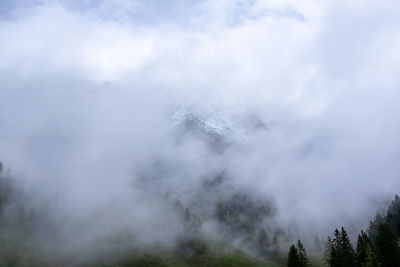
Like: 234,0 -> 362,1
0,0 -> 400,262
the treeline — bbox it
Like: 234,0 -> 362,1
287,195 -> 400,267
2,160 -> 400,267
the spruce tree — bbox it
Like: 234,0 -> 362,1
357,230 -> 372,266
327,227 -> 356,267
368,212 -> 386,243
331,228 -> 342,266
324,236 -> 334,266
375,221 -> 400,267
287,244 -> 300,267
340,227 -> 356,266
297,240 -> 310,267
363,244 -> 381,267
387,195 -> 400,237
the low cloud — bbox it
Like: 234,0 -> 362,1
0,0 -> 400,261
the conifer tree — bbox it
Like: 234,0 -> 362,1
324,236 -> 334,266
356,230 -> 373,266
375,221 -> 400,267
363,244 -> 381,267
297,240 -> 310,267
340,227 -> 356,266
368,212 -> 386,243
387,195 -> 400,237
327,227 -> 356,267
331,228 -> 342,266
287,244 -> 300,267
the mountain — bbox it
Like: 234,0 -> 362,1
170,107 -> 269,153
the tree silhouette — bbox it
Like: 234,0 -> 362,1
340,227 -> 356,266
368,212 -> 386,243
363,243 -> 381,267
297,240 -> 310,266
287,244 -> 300,267
387,195 -> 400,237
356,230 -> 373,266
324,236 -> 334,265
326,227 -> 356,266
375,221 -> 400,267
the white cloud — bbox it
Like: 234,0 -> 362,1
1,0 -> 400,253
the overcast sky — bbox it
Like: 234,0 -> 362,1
0,0 -> 400,246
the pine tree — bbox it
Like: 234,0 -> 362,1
297,240 -> 310,267
375,221 -> 400,267
340,227 -> 356,266
368,212 -> 386,243
327,227 -> 356,267
287,244 -> 300,267
387,195 -> 400,237
331,228 -> 342,266
324,236 -> 334,266
363,244 -> 381,267
357,230 -> 372,266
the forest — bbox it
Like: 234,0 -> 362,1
287,195 -> 400,267
1,161 -> 399,267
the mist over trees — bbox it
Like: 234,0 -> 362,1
287,240 -> 309,267
1,160 -> 400,266
1,0 -> 400,267
322,195 -> 400,267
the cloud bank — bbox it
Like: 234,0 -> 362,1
0,0 -> 400,260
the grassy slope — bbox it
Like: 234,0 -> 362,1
1,248 -> 327,267
0,230 -> 325,267
309,256 -> 326,267
86,250 -> 279,267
